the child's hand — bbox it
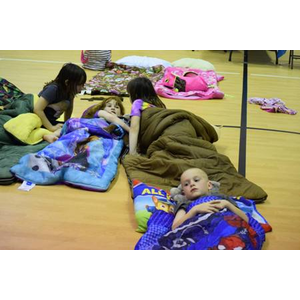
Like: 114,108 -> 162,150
192,202 -> 221,214
208,200 -> 230,210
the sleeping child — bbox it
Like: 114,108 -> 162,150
45,96 -> 130,144
81,96 -> 130,144
82,96 -> 129,134
172,168 -> 249,230
135,168 -> 268,250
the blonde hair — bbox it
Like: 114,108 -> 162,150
180,168 -> 209,183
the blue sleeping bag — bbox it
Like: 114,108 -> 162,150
11,118 -> 124,191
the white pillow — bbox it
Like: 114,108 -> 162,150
172,58 -> 215,71
116,56 -> 172,68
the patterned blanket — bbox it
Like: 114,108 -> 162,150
135,195 -> 271,250
11,118 -> 124,191
83,63 -> 165,96
0,77 -> 24,106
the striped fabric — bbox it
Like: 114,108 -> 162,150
82,50 -> 111,71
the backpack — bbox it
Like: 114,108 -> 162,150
162,67 -> 208,92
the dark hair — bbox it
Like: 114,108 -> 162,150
127,77 -> 166,108
44,63 -> 87,99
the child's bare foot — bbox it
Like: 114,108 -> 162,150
43,134 -> 58,144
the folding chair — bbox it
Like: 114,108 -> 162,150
288,50 -> 300,69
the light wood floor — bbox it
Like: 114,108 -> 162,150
1,50 -> 300,250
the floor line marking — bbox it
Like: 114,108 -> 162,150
0,58 -> 73,64
250,73 -> 300,80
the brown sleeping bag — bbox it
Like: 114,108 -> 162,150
122,107 -> 267,202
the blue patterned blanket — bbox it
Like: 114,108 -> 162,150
11,118 -> 124,191
135,195 -> 271,250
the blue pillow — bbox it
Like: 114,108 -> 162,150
132,180 -> 175,233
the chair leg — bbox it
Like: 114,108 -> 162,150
275,50 -> 279,65
229,50 -> 233,61
290,50 -> 294,69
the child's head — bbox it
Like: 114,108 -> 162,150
127,77 -> 166,108
81,96 -> 124,119
99,96 -> 125,117
180,168 -> 212,200
47,63 -> 87,99
103,97 -> 125,117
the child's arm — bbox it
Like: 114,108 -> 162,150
172,209 -> 190,230
34,96 -> 61,132
98,111 -> 130,132
129,115 -> 140,155
172,202 -> 220,230
64,100 -> 74,122
210,200 -> 249,223
172,200 -> 249,231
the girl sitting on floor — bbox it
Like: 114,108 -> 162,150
34,63 -> 87,143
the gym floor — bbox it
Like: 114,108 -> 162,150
0,50 -> 299,249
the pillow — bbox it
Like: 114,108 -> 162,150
172,58 -> 215,71
4,113 -> 51,145
132,180 -> 175,233
116,56 -> 172,68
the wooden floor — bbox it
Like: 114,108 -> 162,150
0,50 -> 300,250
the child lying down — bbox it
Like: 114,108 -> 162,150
45,96 -> 129,143
10,115 -> 127,192
135,168 -> 271,250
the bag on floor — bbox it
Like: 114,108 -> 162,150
162,68 -> 208,92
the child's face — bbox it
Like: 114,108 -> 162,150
104,100 -> 121,117
181,169 -> 212,200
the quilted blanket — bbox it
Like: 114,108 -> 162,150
83,63 -> 165,96
11,118 -> 124,191
122,107 -> 268,202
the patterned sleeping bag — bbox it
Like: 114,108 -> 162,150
135,195 -> 272,250
11,118 -> 125,191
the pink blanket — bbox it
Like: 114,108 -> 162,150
155,67 -> 224,100
248,97 -> 297,115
